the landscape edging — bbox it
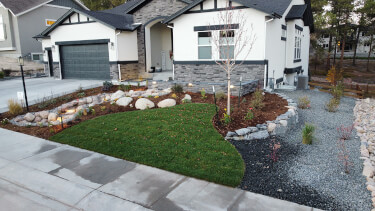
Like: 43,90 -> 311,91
225,91 -> 299,141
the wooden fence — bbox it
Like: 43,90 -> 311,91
308,82 -> 374,99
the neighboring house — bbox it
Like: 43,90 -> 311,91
320,27 -> 375,58
0,0 -> 88,62
35,0 -> 313,91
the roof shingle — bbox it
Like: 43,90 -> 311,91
0,0 -> 51,15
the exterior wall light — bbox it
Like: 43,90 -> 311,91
152,81 -> 157,85
230,85 -> 235,89
188,83 -> 193,87
52,45 -> 56,52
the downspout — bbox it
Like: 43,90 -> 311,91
115,30 -> 122,82
264,18 -> 274,88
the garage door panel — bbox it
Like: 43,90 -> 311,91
61,44 -> 110,80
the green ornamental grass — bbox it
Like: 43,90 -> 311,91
302,123 -> 315,145
51,104 -> 245,187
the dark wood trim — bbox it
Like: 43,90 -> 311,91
200,2 -> 203,11
52,62 -> 60,64
56,39 -> 110,46
61,21 -> 96,26
174,60 -> 268,65
282,25 -> 287,30
77,13 -> 80,23
281,37 -> 287,41
186,6 -> 248,14
194,24 -> 239,32
294,59 -> 301,63
68,16 -> 71,23
45,47 -> 52,50
109,61 -> 138,65
295,24 -> 303,31
214,0 -> 217,9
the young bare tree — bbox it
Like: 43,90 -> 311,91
209,2 -> 256,116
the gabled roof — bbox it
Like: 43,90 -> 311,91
125,0 -> 192,14
164,0 -> 292,24
34,8 -> 139,38
0,0 -> 88,16
102,0 -> 142,15
49,0 -> 89,11
285,5 -> 307,20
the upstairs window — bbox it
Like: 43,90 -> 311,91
0,15 -> 6,41
294,27 -> 302,62
219,30 -> 235,59
198,32 -> 212,59
281,25 -> 287,41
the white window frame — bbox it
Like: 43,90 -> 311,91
31,53 -> 43,61
45,19 -> 56,26
294,27 -> 302,62
197,31 -> 212,60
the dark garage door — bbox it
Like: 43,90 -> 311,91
60,44 -> 110,80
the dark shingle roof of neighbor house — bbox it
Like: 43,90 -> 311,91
0,0 -> 51,15
34,8 -> 139,38
123,0 -> 193,14
49,0 -> 89,11
102,0 -> 142,15
164,0 -> 292,23
285,4 -> 307,20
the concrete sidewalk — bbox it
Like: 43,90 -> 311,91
0,128 -> 321,211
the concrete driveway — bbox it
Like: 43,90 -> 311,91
0,77 -> 103,112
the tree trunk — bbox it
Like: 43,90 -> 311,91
340,37 -> 346,69
353,28 -> 361,66
314,51 -> 318,73
333,36 -> 338,66
367,35 -> 373,72
326,34 -> 333,70
227,73 -> 231,116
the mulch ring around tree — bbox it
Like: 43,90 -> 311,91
0,87 -> 288,140
230,136 -> 343,210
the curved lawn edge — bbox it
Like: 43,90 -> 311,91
50,104 -> 245,187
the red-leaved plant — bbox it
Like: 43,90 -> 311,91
337,138 -> 352,174
337,124 -> 354,140
268,139 -> 281,163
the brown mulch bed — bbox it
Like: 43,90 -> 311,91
0,87 -> 288,139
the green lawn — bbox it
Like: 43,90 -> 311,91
51,104 -> 244,187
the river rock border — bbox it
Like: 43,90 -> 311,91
10,88 -> 172,127
354,98 -> 375,209
225,92 -> 299,141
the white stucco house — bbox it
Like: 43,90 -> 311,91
35,0 -> 314,93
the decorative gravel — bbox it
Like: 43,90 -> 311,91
232,89 -> 371,210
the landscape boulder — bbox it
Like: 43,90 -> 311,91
116,97 -> 133,107
35,117 -> 42,123
24,113 -> 35,122
48,113 -> 58,122
182,94 -> 192,101
135,98 -> 155,110
39,111 -> 49,119
158,99 -> 176,108
111,90 -> 125,101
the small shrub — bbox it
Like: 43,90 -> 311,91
267,139 -> 281,163
0,71 -> 4,79
326,66 -> 343,86
241,98 -> 247,103
302,123 -> 315,145
221,111 -> 231,125
249,89 -> 265,110
171,84 -> 183,93
244,108 -> 254,120
337,124 -> 354,140
171,93 -> 178,99
331,82 -> 344,100
337,138 -> 352,174
215,91 -> 227,100
102,81 -> 113,91
38,122 -> 44,128
298,96 -> 311,109
200,88 -> 207,99
7,99 -> 23,115
119,84 -> 132,92
77,92 -> 86,98
137,82 -> 141,88
1,118 -> 9,125
325,98 -> 340,112
100,106 -> 106,112
154,96 -> 159,99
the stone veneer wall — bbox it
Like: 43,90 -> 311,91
53,63 -> 61,79
43,63 -> 51,77
120,63 -> 140,80
132,0 -> 188,74
110,64 -> 119,81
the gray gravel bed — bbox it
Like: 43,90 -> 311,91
277,89 -> 371,211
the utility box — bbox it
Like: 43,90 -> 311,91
297,75 -> 309,90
